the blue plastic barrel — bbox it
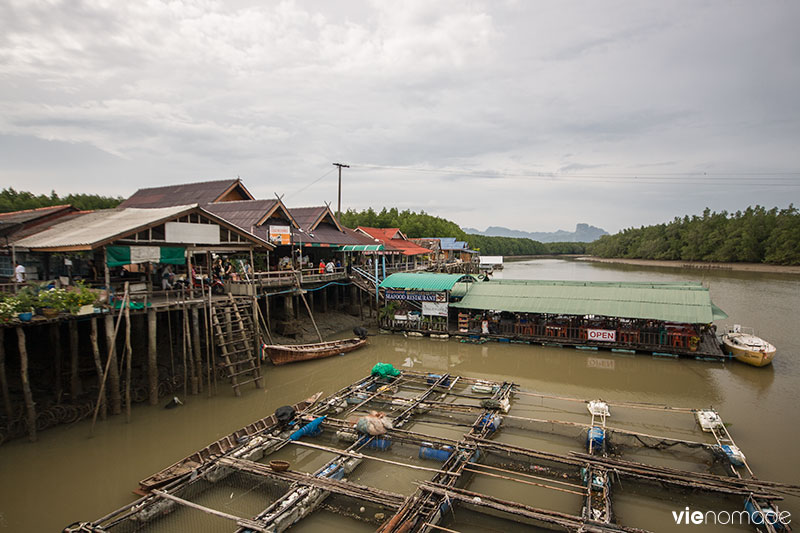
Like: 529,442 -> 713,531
587,426 -> 605,452
419,446 -> 453,462
426,374 -> 451,386
477,413 -> 501,432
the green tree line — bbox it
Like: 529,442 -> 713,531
0,187 -> 123,213
341,207 -> 586,256
588,205 -> 800,265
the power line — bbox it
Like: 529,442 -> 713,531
286,167 -> 336,199
348,163 -> 800,186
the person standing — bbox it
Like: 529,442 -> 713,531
14,261 -> 26,284
318,260 -> 325,274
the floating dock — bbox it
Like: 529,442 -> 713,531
66,369 -> 797,533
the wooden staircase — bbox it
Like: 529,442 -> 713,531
211,295 -> 263,396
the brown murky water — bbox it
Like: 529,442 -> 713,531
0,258 -> 798,532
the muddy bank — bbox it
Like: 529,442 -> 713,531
575,256 -> 800,275
271,306 -> 372,344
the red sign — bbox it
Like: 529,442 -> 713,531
587,329 -> 616,342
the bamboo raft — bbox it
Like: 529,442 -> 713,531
67,369 -> 797,533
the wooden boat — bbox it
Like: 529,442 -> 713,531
265,337 -> 368,366
721,325 -> 776,367
136,392 -> 322,494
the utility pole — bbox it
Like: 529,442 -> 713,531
333,162 -> 349,221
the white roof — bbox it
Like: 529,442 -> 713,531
14,205 -> 197,249
479,255 -> 504,264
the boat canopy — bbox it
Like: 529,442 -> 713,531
451,280 -> 729,324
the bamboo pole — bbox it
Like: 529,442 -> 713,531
124,297 -> 132,423
89,317 -> 107,420
166,308 -> 175,383
17,327 -> 36,442
461,465 -> 585,496
182,301 -> 189,395
0,328 -> 13,421
204,286 -> 212,397
293,272 -> 323,343
69,319 -> 82,399
191,306 -> 202,395
152,490 -> 269,532
104,312 -> 122,416
272,437 -> 458,475
147,308 -> 158,405
91,285 -> 129,434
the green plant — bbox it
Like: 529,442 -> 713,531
38,288 -> 68,311
15,286 -> 37,312
74,281 -> 98,306
379,301 -> 399,320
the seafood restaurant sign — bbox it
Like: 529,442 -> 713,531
587,329 -> 616,342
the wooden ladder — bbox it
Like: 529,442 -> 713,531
211,295 -> 263,396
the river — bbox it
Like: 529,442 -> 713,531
0,258 -> 797,532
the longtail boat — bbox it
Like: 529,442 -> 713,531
135,392 -> 322,494
265,337 -> 368,366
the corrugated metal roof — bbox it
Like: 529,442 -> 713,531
14,206 -> 196,249
450,280 -> 727,324
0,205 -> 77,224
380,273 -> 478,292
204,199 -> 280,230
121,179 -> 252,208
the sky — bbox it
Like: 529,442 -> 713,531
1,0 -> 799,233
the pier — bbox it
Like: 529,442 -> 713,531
66,369 -> 796,533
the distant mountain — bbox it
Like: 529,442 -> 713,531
462,223 -> 608,243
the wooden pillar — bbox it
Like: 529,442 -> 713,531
51,323 -> 62,402
104,313 -> 121,415
294,295 -> 300,319
191,306 -> 202,394
90,317 -> 107,419
0,328 -> 13,421
307,290 -> 314,313
350,284 -> 357,315
147,308 -> 158,405
124,299 -> 132,422
283,294 -> 293,321
264,293 -> 271,332
17,327 -> 36,442
321,286 -> 328,313
333,285 -> 339,310
69,319 -> 82,399
359,287 -> 363,322
186,305 -> 196,395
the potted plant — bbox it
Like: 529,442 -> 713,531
74,281 -> 98,314
15,290 -> 35,321
38,287 -> 67,318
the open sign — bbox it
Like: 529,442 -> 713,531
587,329 -> 616,342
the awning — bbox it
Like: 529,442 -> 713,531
339,244 -> 385,251
107,245 -> 186,267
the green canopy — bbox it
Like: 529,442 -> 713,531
451,279 -> 727,324
380,272 -> 477,292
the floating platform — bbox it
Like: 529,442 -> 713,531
66,370 -> 797,533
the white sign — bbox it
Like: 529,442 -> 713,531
269,225 -> 291,245
422,302 -> 449,317
587,329 -> 616,342
479,255 -> 503,265
165,222 -> 220,244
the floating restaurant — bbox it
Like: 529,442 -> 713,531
66,368 -> 797,532
379,274 -> 729,360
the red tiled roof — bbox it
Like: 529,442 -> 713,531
356,227 -> 430,256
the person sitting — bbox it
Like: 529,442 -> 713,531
161,265 -> 174,290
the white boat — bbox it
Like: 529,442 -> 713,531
720,325 -> 776,367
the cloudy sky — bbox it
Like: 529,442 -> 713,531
1,1 -> 799,233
